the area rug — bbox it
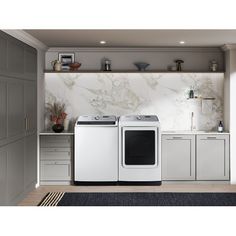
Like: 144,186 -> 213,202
38,192 -> 236,206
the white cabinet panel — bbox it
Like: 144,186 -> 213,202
162,135 -> 195,180
40,160 -> 71,181
197,135 -> 229,180
40,135 -> 73,184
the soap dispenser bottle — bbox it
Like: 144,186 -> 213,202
189,86 -> 194,99
218,121 -> 224,133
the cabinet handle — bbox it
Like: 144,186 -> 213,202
25,117 -> 28,131
172,136 -> 183,139
28,118 -> 30,131
206,137 -> 217,139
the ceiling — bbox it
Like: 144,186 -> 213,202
24,30 -> 236,47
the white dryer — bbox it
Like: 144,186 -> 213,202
119,115 -> 161,184
74,115 -> 118,184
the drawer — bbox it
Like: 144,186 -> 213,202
40,147 -> 71,160
40,160 -> 71,181
40,136 -> 72,148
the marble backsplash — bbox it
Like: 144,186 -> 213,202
45,73 -> 224,131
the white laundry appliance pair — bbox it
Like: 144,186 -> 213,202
74,115 -> 161,185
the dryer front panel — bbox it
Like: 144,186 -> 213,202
122,127 -> 158,168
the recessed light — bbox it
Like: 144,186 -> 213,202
179,41 -> 185,44
100,40 -> 106,44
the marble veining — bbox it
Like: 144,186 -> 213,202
45,73 -> 224,131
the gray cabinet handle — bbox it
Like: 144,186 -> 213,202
172,136 -> 183,139
206,137 -> 217,139
25,117 -> 28,131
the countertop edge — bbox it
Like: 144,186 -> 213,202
39,131 -> 74,135
39,130 -> 230,135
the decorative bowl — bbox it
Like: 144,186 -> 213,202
69,62 -> 82,71
52,124 -> 64,133
134,62 -> 150,71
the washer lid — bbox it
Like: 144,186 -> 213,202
77,115 -> 117,125
119,115 -> 159,122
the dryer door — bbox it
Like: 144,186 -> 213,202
122,127 -> 158,168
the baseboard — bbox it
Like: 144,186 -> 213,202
74,181 -> 118,186
118,181 -> 162,186
40,181 -> 72,185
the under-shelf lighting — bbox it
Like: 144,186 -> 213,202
100,40 -> 106,44
179,41 -> 185,45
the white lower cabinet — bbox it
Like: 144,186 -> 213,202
162,133 -> 230,181
41,160 -> 71,181
196,135 -> 229,180
40,135 -> 73,185
162,135 -> 195,180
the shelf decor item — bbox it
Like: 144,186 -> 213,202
174,59 -> 184,71
134,62 -> 150,71
51,60 -> 62,71
46,102 -> 67,133
58,53 -> 75,71
69,62 -> 82,71
209,60 -> 218,72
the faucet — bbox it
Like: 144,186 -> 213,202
191,112 -> 194,131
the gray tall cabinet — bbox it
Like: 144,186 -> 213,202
0,31 -> 37,205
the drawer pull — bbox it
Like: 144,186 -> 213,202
172,137 -> 183,139
206,137 -> 217,139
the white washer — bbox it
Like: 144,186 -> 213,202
74,115 -> 118,183
119,115 -> 161,184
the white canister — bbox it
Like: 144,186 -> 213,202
63,119 -> 70,131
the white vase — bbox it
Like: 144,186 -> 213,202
63,119 -> 70,131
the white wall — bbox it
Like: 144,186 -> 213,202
45,72 -> 224,132
37,50 -> 46,132
45,47 -> 224,72
227,48 -> 236,184
224,51 -> 230,131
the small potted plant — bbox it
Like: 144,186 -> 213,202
46,102 -> 67,133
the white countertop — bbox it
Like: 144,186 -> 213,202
162,130 -> 230,135
40,130 -> 74,135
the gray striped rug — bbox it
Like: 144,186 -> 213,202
38,192 -> 236,206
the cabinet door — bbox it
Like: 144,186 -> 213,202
162,135 -> 195,180
0,80 -> 7,141
0,31 -> 7,74
7,36 -> 24,77
7,80 -> 24,138
24,134 -> 37,190
40,160 -> 71,181
0,146 -> 7,205
7,139 -> 24,204
24,45 -> 37,80
24,81 -> 37,134
196,135 -> 229,180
